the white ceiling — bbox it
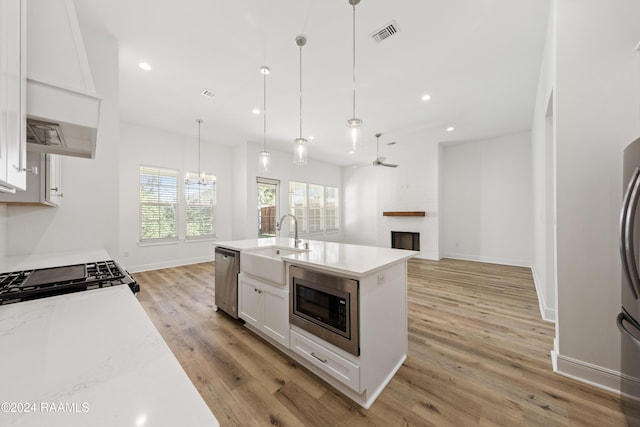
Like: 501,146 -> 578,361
73,0 -> 550,166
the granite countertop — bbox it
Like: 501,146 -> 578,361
215,238 -> 419,277
0,285 -> 218,427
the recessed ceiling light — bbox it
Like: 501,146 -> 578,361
252,108 -> 260,115
421,94 -> 431,101
348,150 -> 355,155
447,126 -> 455,132
308,135 -> 315,140
138,62 -> 151,71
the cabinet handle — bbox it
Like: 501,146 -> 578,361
14,165 -> 37,175
50,187 -> 58,192
310,352 -> 327,363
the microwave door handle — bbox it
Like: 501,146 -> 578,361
622,167 -> 640,299
617,310 -> 640,349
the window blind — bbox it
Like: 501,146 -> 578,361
185,172 -> 216,239
139,166 -> 178,241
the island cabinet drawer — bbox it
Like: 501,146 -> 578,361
290,330 -> 360,391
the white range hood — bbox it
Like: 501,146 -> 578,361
26,0 -> 101,159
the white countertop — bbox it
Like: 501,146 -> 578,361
215,237 -> 418,277
0,286 -> 219,426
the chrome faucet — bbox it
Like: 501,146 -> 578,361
277,214 -> 300,247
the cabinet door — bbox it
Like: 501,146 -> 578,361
239,276 -> 261,328
262,283 -> 289,348
0,0 -> 26,191
45,154 -> 62,205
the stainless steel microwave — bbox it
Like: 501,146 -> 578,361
289,265 -> 359,356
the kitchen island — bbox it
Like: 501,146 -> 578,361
0,251 -> 218,427
214,237 -> 418,409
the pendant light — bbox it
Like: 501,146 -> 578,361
346,0 -> 362,154
185,118 -> 209,185
258,66 -> 271,172
293,35 -> 308,166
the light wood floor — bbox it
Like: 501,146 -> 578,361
134,259 -> 640,426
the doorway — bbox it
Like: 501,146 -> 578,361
257,177 -> 279,238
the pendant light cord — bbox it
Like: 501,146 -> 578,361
352,2 -> 356,119
263,72 -> 267,152
299,43 -> 303,139
197,119 -> 202,177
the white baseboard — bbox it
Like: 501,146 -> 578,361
124,255 -> 214,273
554,352 -> 624,395
443,251 -> 531,268
530,266 -> 556,322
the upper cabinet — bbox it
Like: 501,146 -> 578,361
0,151 -> 63,206
0,0 -> 27,192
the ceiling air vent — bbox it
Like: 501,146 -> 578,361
370,20 -> 399,44
201,89 -> 215,98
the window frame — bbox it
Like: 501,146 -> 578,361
184,171 -> 217,240
139,165 -> 179,243
257,177 -> 280,239
288,180 -> 340,236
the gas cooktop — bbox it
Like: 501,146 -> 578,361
0,260 -> 139,305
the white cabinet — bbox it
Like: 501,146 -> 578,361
0,0 -> 27,192
238,273 -> 289,348
239,274 -> 261,327
45,153 -> 63,205
0,151 -> 62,206
290,329 -> 360,391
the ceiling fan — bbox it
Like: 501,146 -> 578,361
355,133 -> 399,168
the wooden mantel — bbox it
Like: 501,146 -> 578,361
382,211 -> 426,217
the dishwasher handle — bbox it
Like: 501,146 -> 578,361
215,247 -> 240,272
215,247 -> 238,258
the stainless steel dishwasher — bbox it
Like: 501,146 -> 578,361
214,246 -> 240,319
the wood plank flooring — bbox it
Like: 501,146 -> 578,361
133,259 -> 640,426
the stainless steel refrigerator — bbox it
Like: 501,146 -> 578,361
618,138 -> 640,424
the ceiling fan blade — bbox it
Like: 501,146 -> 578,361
378,156 -> 387,162
381,163 -> 399,168
351,162 -> 372,168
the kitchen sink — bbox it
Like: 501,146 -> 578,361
241,246 -> 308,285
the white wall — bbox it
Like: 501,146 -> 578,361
442,131 -> 533,267
6,27 -> 120,257
531,4 -> 557,322
118,121 -> 234,272
238,142 -> 343,242
550,0 -> 640,392
343,142 -> 440,259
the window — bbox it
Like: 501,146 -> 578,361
185,172 -> 216,239
308,184 -> 324,233
257,177 -> 279,238
325,186 -> 339,231
139,166 -> 178,241
289,181 -> 308,233
139,166 -> 216,242
288,181 -> 339,235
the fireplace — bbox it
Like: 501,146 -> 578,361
391,231 -> 420,251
